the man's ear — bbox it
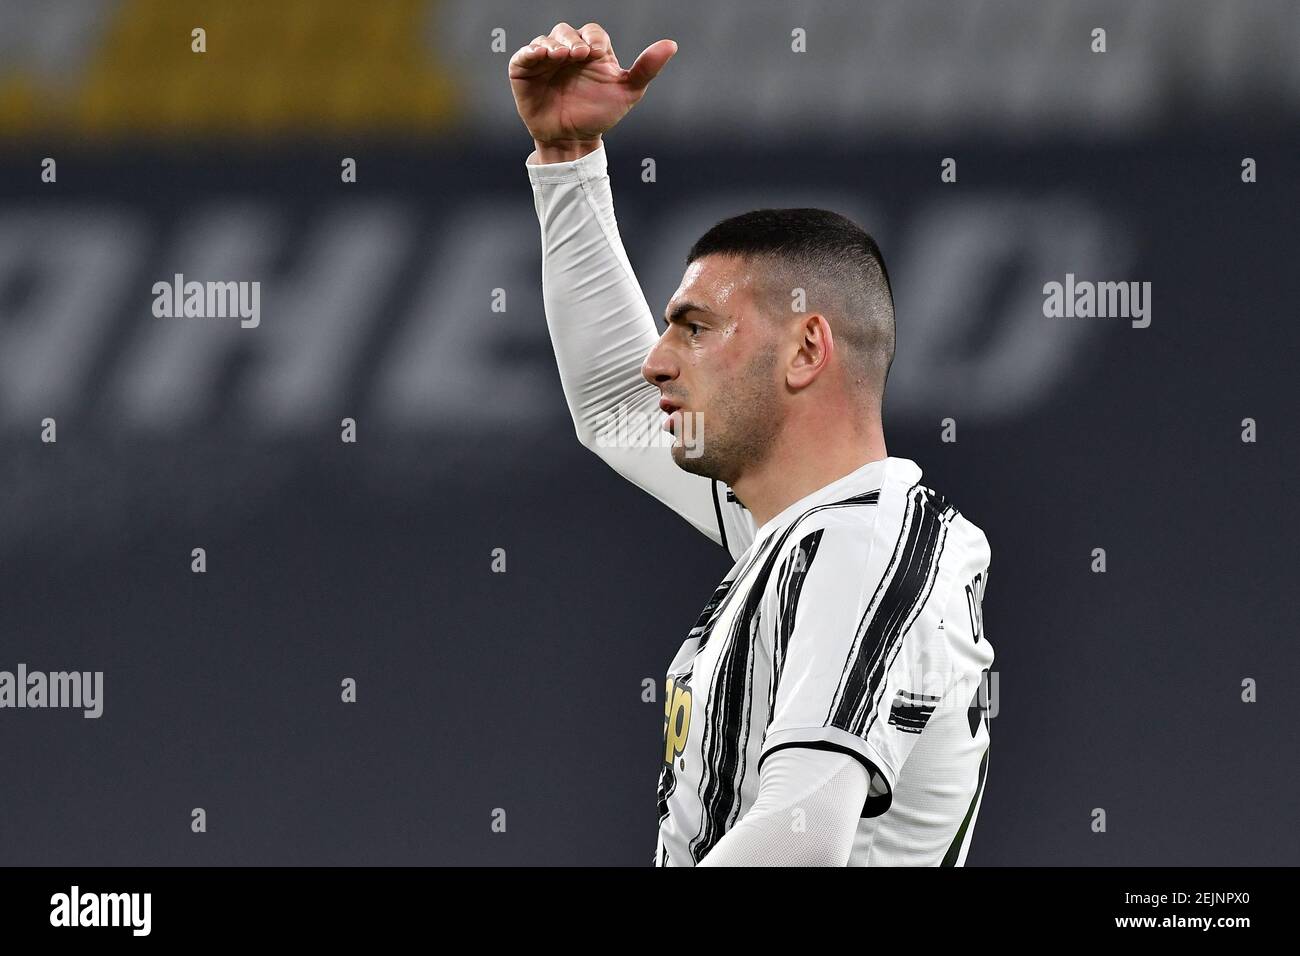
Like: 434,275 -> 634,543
787,313 -> 833,389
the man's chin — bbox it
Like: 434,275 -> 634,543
671,444 -> 718,480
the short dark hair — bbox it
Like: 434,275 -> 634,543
686,208 -> 895,397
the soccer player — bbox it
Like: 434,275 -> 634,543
511,22 -> 995,867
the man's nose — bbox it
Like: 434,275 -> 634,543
641,333 -> 678,386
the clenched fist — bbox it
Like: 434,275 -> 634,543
509,21 -> 677,162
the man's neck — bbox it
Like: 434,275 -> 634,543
731,430 -> 888,529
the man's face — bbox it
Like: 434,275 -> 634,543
641,254 -> 785,487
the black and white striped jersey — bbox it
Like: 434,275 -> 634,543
526,144 -> 995,867
654,456 -> 994,866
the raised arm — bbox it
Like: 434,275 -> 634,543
512,22 -> 754,555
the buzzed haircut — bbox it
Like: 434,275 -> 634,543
686,208 -> 896,399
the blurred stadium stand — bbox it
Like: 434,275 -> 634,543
0,0 -> 456,135
2,1 -> 1298,138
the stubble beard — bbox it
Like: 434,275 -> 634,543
670,350 -> 782,488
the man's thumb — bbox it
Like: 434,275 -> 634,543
625,39 -> 678,91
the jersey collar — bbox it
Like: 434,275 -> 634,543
750,456 -> 923,545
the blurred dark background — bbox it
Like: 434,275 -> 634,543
0,0 -> 1296,865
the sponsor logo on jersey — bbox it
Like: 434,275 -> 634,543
663,676 -> 693,767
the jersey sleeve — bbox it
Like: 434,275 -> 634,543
758,507 -> 985,816
526,144 -> 756,560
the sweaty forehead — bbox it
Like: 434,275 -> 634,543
667,254 -> 760,318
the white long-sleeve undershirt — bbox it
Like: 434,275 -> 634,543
696,747 -> 870,867
525,143 -> 728,546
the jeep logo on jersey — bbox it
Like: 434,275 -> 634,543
663,677 -> 692,767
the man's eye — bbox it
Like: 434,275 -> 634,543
687,323 -> 703,337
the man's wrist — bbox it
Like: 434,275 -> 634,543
529,137 -> 603,164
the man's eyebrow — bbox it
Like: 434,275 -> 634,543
665,301 -> 713,325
